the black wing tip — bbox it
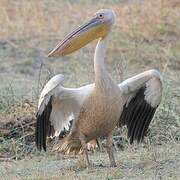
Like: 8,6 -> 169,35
36,146 -> 46,152
119,86 -> 157,144
35,115 -> 43,151
35,97 -> 53,152
35,115 -> 48,152
128,106 -> 156,144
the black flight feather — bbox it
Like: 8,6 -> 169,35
35,96 -> 53,151
119,87 -> 157,144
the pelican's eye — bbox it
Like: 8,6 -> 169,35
97,13 -> 104,19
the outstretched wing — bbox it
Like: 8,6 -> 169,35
119,69 -> 163,144
36,74 -> 93,151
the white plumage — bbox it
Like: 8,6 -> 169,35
35,9 -> 163,167
37,69 -> 162,138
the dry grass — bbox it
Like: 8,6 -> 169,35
1,0 -> 180,41
0,143 -> 179,179
0,0 -> 180,179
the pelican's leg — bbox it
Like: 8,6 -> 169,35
106,133 -> 116,167
79,133 -> 91,167
96,138 -> 103,152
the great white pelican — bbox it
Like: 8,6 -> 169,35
35,9 -> 162,167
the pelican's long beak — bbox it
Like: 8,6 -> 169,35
48,17 -> 110,57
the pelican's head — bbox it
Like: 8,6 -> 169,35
48,9 -> 116,57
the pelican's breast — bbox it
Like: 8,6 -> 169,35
77,86 -> 124,142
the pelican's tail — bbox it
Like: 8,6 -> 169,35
53,132 -> 82,155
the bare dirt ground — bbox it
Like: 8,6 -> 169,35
0,0 -> 180,179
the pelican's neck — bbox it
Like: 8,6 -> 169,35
94,37 -> 109,82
